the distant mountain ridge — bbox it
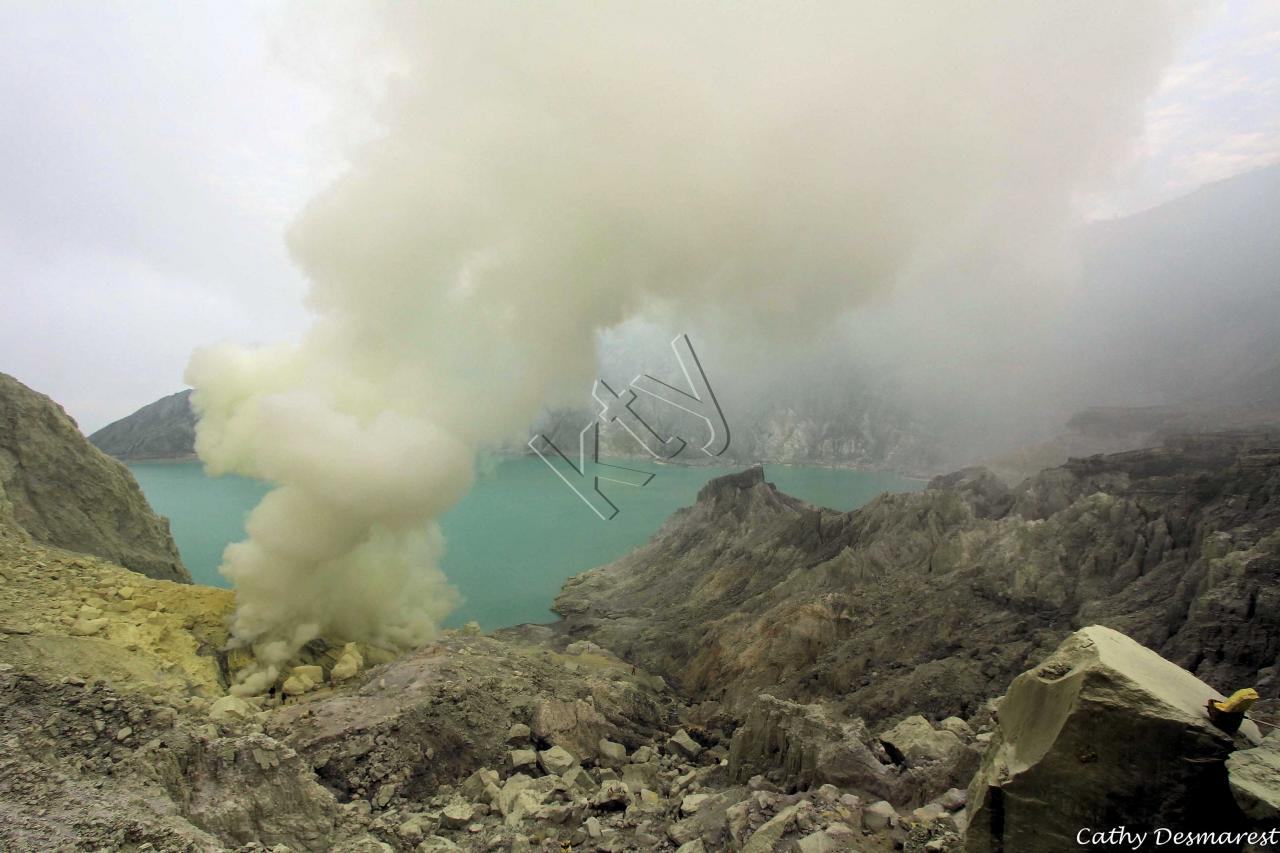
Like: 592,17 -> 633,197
89,389 -> 196,461
88,164 -> 1280,473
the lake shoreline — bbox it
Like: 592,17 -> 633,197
129,456 -> 924,631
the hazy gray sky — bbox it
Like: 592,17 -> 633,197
1,1 -> 1277,432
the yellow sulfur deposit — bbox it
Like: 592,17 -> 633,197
0,531 -> 235,698
1214,688 -> 1261,714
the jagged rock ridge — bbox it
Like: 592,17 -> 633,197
554,432 -> 1280,727
0,373 -> 188,582
3,396 -> 1280,848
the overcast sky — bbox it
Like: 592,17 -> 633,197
1,1 -> 1278,433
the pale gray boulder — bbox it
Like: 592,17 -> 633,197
1227,730 -> 1280,822
965,625 -> 1260,853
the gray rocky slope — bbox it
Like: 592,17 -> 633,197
5,367 -> 1280,851
553,432 -> 1280,727
3,424 -> 1280,849
88,388 -> 197,461
2,530 -> 1273,852
0,372 -> 188,581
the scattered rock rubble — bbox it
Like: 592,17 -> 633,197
0,528 -> 980,851
4,454 -> 1280,850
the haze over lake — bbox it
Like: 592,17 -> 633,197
129,456 -> 921,631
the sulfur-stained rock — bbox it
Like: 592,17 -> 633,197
795,828 -> 840,853
209,695 -> 256,723
283,664 -> 325,696
330,643 -> 364,682
939,717 -> 974,740
70,617 -> 108,636
497,773 -> 534,817
965,626 -> 1260,853
282,676 -> 308,696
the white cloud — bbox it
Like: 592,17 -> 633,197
0,2 -> 336,430
1093,0 -> 1280,216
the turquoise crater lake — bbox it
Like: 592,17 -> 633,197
128,456 -> 922,631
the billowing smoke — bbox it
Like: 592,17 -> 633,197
187,1 -> 1196,692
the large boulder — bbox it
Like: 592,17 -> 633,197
879,714 -> 981,798
728,694 -> 892,796
530,697 -> 609,759
159,732 -> 338,851
966,626 -> 1261,852
727,694 -> 954,806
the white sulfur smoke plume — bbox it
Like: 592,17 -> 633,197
188,1 -> 1197,692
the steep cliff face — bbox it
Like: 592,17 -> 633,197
0,373 -> 189,582
553,433 -> 1280,726
88,388 -> 196,461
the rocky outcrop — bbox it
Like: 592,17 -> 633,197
554,433 -> 1280,728
271,634 -> 674,806
0,373 -> 188,581
89,388 -> 197,461
727,694 -> 896,797
0,517 -> 970,852
0,533 -> 231,696
966,626 -> 1261,853
6,372 -> 1280,850
1228,731 -> 1280,823
726,694 -> 981,809
0,530 -> 353,851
